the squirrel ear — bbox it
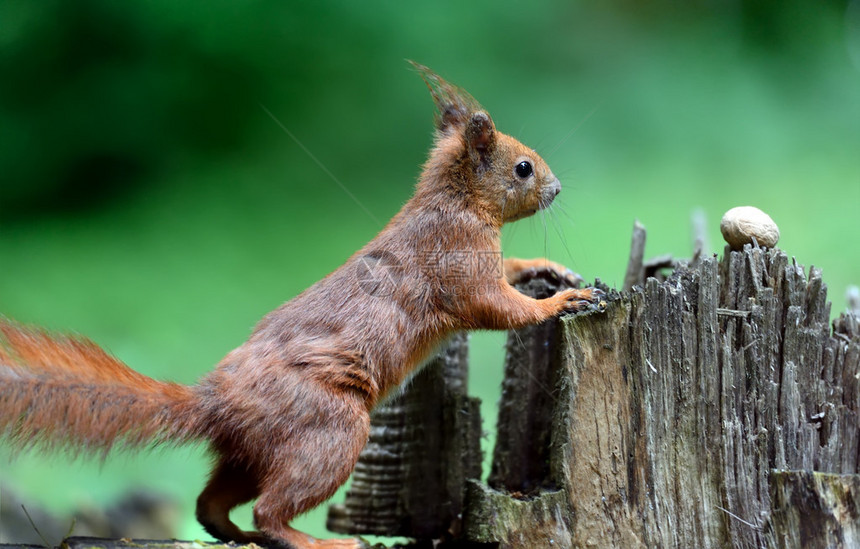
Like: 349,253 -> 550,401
466,111 -> 495,162
409,60 -> 484,133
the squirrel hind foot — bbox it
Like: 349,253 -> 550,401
259,526 -> 366,549
196,457 -> 263,544
197,510 -> 269,546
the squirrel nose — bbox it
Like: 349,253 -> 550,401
550,178 -> 561,196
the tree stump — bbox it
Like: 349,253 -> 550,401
327,332 -> 483,540
463,246 -> 860,548
768,470 -> 860,549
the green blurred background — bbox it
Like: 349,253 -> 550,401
1,0 -> 859,543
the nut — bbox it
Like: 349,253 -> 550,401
720,206 -> 780,250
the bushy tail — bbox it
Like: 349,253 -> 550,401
0,318 -> 206,456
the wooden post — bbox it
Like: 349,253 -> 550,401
462,245 -> 860,548
768,470 -> 860,549
327,332 -> 483,540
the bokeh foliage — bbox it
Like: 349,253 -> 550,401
1,0 -> 859,542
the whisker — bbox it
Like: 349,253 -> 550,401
528,214 -> 538,241
532,134 -> 551,152
547,205 -> 578,270
541,209 -> 549,262
512,329 -> 525,350
502,221 -> 519,249
499,190 -> 511,254
546,100 -> 605,159
553,168 -> 577,178
550,199 -> 578,225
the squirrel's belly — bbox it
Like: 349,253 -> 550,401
379,334 -> 454,403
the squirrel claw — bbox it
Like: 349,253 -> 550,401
589,288 -> 606,299
570,300 -> 593,312
585,288 -> 608,312
559,286 -> 607,315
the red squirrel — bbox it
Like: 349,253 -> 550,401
0,63 -> 603,549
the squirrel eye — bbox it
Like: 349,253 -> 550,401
515,161 -> 533,179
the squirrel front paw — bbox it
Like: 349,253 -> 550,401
553,287 -> 606,315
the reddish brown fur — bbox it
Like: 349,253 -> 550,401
0,322 -> 201,454
0,64 -> 601,549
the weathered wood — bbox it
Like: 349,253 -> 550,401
59,539 -> 238,549
467,275 -> 587,548
460,245 -> 860,548
327,332 -> 482,539
691,207 -> 708,264
554,247 -> 856,548
767,470 -> 860,549
0,488 -> 181,548
464,276 -> 610,547
623,220 -> 646,291
464,481 -> 572,547
488,276 -> 567,495
0,539 -> 249,549
622,219 -> 681,288
848,286 -> 860,316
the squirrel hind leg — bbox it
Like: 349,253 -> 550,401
196,458 -> 267,545
252,395 -> 371,549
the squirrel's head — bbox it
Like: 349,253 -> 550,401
411,62 -> 561,227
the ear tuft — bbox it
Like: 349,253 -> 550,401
466,111 -> 495,161
409,60 -> 485,132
